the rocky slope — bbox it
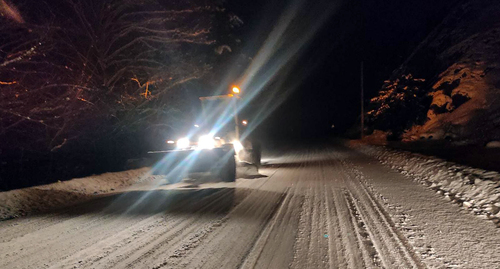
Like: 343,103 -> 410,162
369,0 -> 500,143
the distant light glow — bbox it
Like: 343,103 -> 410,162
214,136 -> 221,140
242,120 -> 248,126
194,124 -> 200,128
232,87 -> 240,94
166,140 -> 175,144
177,137 -> 190,149
198,135 -> 215,149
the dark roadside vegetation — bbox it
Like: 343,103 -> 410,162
0,0 -> 241,191
2,0 -> 499,191
361,0 -> 500,173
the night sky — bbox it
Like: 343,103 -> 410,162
226,0 -> 460,141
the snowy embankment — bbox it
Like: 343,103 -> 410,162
0,168 -> 152,221
359,146 -> 500,227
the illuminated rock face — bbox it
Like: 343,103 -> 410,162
371,0 -> 500,143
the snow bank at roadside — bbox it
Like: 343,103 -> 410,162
359,146 -> 500,226
0,168 -> 153,221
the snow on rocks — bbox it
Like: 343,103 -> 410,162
485,141 -> 500,148
359,146 -> 500,227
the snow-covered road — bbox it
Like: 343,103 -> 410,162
1,145 -> 499,268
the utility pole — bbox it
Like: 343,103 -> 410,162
360,61 -> 364,139
233,97 -> 240,141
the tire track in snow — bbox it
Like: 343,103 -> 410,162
343,189 -> 383,268
52,188 -> 235,269
238,189 -> 292,269
150,172 -> 290,268
330,174 -> 365,268
109,189 -> 237,269
0,146 -> 432,269
338,154 -> 424,269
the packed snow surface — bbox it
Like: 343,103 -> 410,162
0,168 -> 151,220
1,144 -> 499,268
359,145 -> 500,226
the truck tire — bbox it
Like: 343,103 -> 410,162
252,142 -> 262,168
220,155 -> 236,182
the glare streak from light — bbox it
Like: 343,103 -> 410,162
209,0 -> 342,137
103,0 -> 343,213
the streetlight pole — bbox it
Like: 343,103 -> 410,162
233,98 -> 240,141
232,87 -> 240,141
360,61 -> 364,139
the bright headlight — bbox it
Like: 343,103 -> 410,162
198,135 -> 215,149
177,137 -> 190,149
232,140 -> 243,153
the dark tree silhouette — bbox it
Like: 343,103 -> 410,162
367,74 -> 431,139
0,0 -> 239,190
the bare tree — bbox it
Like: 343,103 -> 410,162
1,0 -> 230,150
0,0 -> 238,188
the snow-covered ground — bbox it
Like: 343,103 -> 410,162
358,145 -> 500,227
1,144 -> 499,268
0,168 -> 152,220
0,164 -> 260,221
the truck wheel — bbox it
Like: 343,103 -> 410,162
220,156 -> 236,182
252,143 -> 262,168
